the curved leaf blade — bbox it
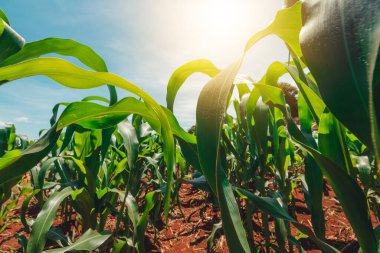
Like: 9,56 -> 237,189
0,57 -> 175,221
166,59 -> 219,111
57,97 -> 195,144
27,187 -> 74,253
43,229 -> 111,253
245,2 -> 302,55
300,0 -> 380,168
0,22 -> 24,63
0,125 -> 61,184
196,57 -> 250,252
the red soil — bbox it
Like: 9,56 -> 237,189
1,182 -> 379,252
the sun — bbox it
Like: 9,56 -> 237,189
168,0 -> 283,64
196,0 -> 241,35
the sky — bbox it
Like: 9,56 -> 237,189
0,0 -> 290,139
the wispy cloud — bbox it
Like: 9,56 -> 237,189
14,116 -> 29,123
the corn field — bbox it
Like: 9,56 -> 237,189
0,0 -> 379,252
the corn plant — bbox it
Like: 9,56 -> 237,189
0,9 -> 192,253
0,0 -> 379,252
166,1 -> 379,252
0,121 -> 31,236
23,108 -> 168,252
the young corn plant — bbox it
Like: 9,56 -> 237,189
24,107 -> 167,252
0,0 -> 379,252
0,9 -> 190,253
166,1 -> 379,252
0,122 -> 30,235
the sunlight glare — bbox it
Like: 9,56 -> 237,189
170,0 -> 283,65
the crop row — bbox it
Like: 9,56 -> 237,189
0,1 -> 379,252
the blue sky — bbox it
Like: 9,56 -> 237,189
0,0 -> 290,139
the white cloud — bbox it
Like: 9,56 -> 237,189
15,116 -> 29,123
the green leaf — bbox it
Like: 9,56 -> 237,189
0,35 -> 124,186
21,189 -> 40,232
0,36 -> 118,166
287,118 -> 378,252
259,61 -> 326,122
237,189 -> 295,221
136,191 -> 157,253
57,97 -> 156,131
297,84 -> 325,238
196,57 -> 250,252
250,96 -> 269,160
57,97 -> 195,144
0,125 -> 61,184
236,83 -> 251,99
303,153 -> 325,239
298,92 -> 313,132
27,187 -> 74,253
355,156 -> 372,190
125,193 -> 139,230
236,188 -> 339,253
207,221 -> 223,252
0,19 -> 3,37
43,229 -> 111,253
74,189 -> 97,231
318,111 -> 354,175
192,4 -> 305,251
251,83 -> 327,240
109,189 -> 139,230
118,121 -> 139,170
166,59 -> 219,111
0,22 -> 24,62
252,82 -> 376,249
300,0 -> 380,171
0,57 -> 175,220
73,128 -> 101,161
47,228 -> 69,247
245,2 -> 302,55
81,95 -> 110,103
0,9 -> 10,25
177,139 -> 201,170
161,106 -> 196,144
49,102 -> 69,126
245,88 -> 261,163
258,61 -> 288,86
0,38 -> 107,70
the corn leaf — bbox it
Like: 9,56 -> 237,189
236,188 -> 338,252
0,125 -> 61,184
118,121 -> 139,170
166,59 -> 219,112
0,37 -> 118,162
245,2 -> 302,55
0,9 -> 10,25
136,191 -> 157,253
196,57 -> 250,252
42,229 -> 111,253
0,57 -> 175,219
0,22 -> 24,63
287,119 -> 378,252
27,187 -> 74,253
57,98 -> 195,144
300,0 -> 380,171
